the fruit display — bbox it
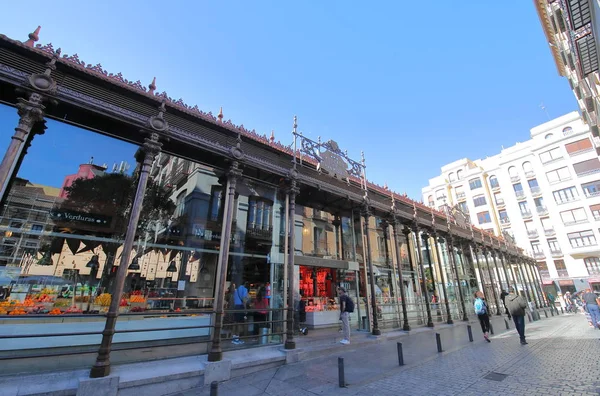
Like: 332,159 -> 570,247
48,308 -> 62,315
130,306 -> 145,312
95,293 -> 111,306
129,295 -> 146,303
21,299 -> 35,307
65,306 -> 83,314
0,309 -> 7,315
32,294 -> 54,303
40,288 -> 56,295
53,299 -> 71,308
119,298 -> 129,307
9,308 -> 26,315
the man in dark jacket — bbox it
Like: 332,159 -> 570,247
505,287 -> 528,345
500,289 -> 511,320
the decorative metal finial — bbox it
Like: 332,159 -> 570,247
391,191 -> 396,211
318,136 -> 321,145
270,130 -> 275,144
218,107 -> 223,122
293,115 -> 297,133
148,77 -> 157,95
361,151 -> 366,166
25,26 -> 41,47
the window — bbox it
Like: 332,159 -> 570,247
528,179 -> 539,188
175,190 -> 187,217
494,193 -> 504,204
539,147 -> 563,164
584,257 -> 600,275
548,238 -> 561,252
448,172 -> 456,182
455,185 -> 465,200
209,186 -> 224,221
513,183 -> 523,192
458,201 -> 469,214
545,133 -> 553,139
560,207 -> 588,225
567,230 -> 597,247
508,166 -> 518,177
248,198 -> 273,230
524,221 -> 535,231
523,161 -> 533,173
541,217 -> 553,231
565,138 -> 593,156
473,195 -> 486,207
573,158 -> 600,177
546,167 -> 571,184
469,178 -> 482,190
519,201 -> 530,214
554,259 -> 567,270
31,224 -> 43,232
428,195 -> 434,206
457,169 -> 464,180
591,204 -> 600,221
477,211 -> 491,224
531,241 -> 542,253
553,186 -> 578,204
313,227 -> 327,255
582,180 -> 600,197
562,127 -> 573,136
489,176 -> 499,188
498,209 -> 508,220
534,197 -> 545,208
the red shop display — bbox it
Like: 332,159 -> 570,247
299,266 -> 336,298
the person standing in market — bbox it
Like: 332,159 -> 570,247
337,286 -> 354,345
473,291 -> 491,343
582,288 -> 600,329
505,287 -> 528,345
500,289 -> 511,320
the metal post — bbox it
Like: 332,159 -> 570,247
504,318 -> 510,329
423,234 -> 440,322
499,252 -> 512,291
338,357 -> 346,388
544,309 -> 548,318
90,132 -> 162,378
489,322 -> 494,335
362,204 -> 380,336
467,325 -> 473,342
397,342 -> 404,366
436,333 -> 442,353
523,262 -> 540,309
448,236 -> 467,321
531,264 -> 547,308
529,262 -> 545,308
210,382 -> 219,396
392,222 -> 410,331
208,161 -> 242,362
483,250 -> 502,316
517,262 -> 533,305
414,227 -> 433,327
285,179 -> 299,350
433,235 -> 452,324
471,245 -> 489,303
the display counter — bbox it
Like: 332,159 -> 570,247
303,297 -> 339,329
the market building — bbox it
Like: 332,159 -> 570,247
0,28 -> 544,379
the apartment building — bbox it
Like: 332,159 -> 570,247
535,0 -> 600,136
422,112 -> 600,294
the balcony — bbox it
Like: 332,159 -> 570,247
536,206 -> 549,217
584,191 -> 600,198
496,198 -> 506,209
588,269 -> 600,276
544,228 -> 556,237
456,192 -> 466,201
312,210 -> 328,221
515,190 -> 526,200
533,251 -> 546,259
511,175 -> 521,183
539,270 -> 551,280
527,229 -> 539,239
530,186 -> 543,197
500,217 -> 511,227
525,170 -> 536,179
521,210 -> 533,219
171,161 -> 191,186
563,218 -> 589,226
246,225 -> 273,241
556,196 -> 579,205
556,269 -> 569,278
491,184 -> 501,192
550,249 -> 563,258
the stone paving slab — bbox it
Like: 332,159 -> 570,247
169,312 -> 599,396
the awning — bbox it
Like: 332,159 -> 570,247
295,255 -> 359,271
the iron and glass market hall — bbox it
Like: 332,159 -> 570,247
0,28 -> 546,378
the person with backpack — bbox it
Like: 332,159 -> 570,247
337,286 -> 354,345
505,287 -> 528,345
474,290 -> 491,343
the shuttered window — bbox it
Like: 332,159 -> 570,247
573,158 -> 600,176
590,204 -> 600,220
565,138 -> 593,155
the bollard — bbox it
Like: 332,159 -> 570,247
467,325 -> 473,342
544,310 -> 548,318
561,307 -> 564,314
210,381 -> 219,396
338,357 -> 346,388
550,308 -> 554,316
436,333 -> 442,353
527,313 -> 532,323
504,318 -> 510,330
397,342 -> 404,366
489,322 -> 494,335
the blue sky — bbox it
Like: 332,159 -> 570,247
0,1 -> 578,199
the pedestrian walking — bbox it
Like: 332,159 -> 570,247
500,289 -> 511,320
337,286 -> 354,345
505,287 -> 528,345
473,291 -> 491,343
582,288 -> 600,330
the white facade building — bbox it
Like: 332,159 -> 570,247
422,112 -> 600,295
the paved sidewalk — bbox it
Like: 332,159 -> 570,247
168,312 -> 598,396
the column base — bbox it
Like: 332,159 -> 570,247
204,359 -> 231,386
402,323 -> 411,331
427,321 -> 434,328
207,350 -> 222,362
371,328 -> 381,336
77,376 -> 119,396
446,319 -> 454,325
89,363 -> 111,379
284,340 -> 296,350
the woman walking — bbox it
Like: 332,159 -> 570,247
474,291 -> 491,343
